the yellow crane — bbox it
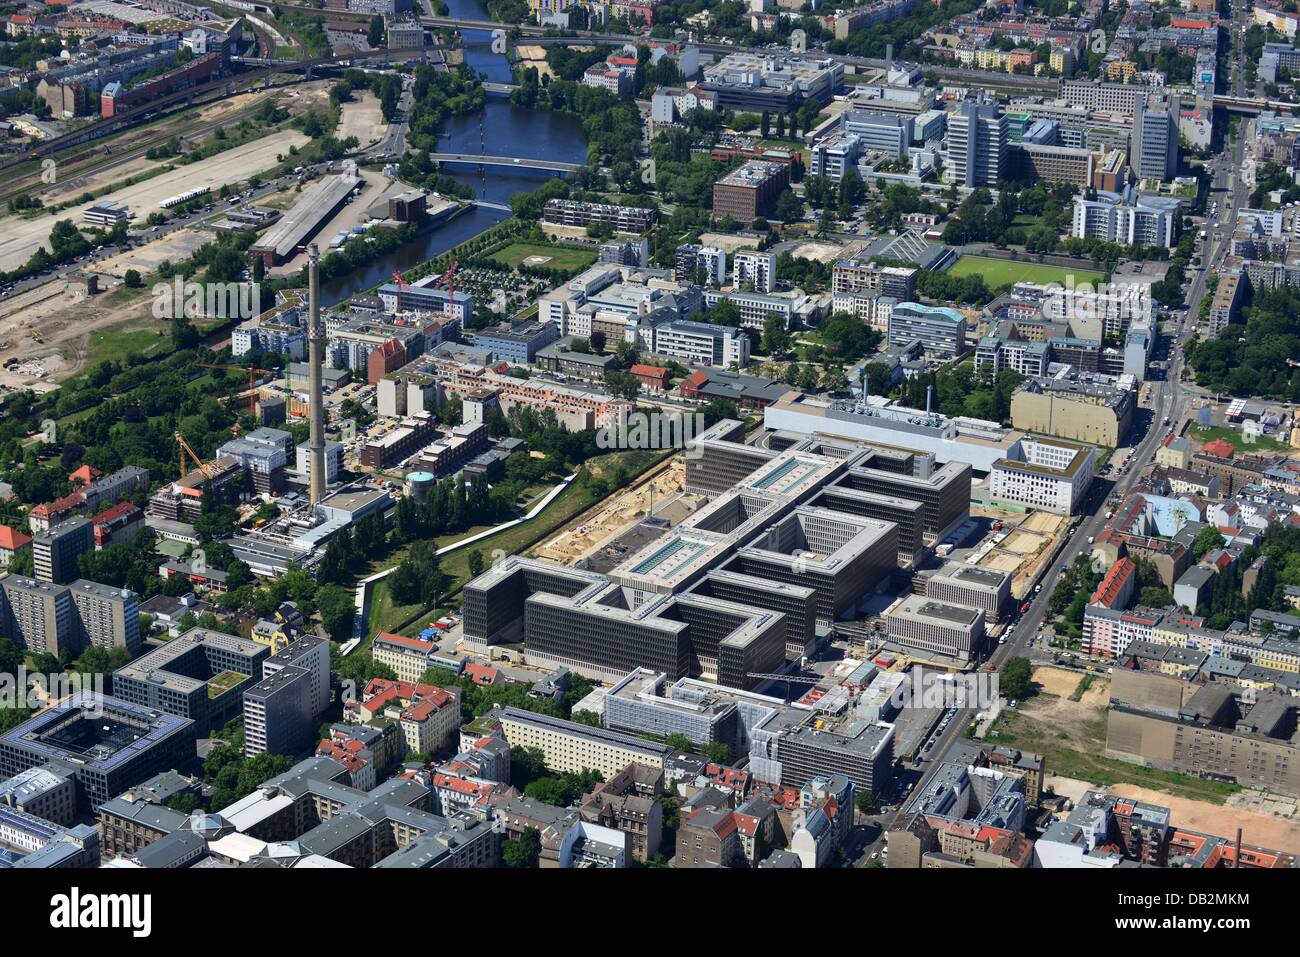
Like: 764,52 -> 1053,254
175,432 -> 219,480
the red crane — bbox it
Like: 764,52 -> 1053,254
391,269 -> 411,311
438,260 -> 458,318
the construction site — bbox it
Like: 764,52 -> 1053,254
532,457 -> 689,567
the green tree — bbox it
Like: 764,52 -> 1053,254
503,826 -> 541,868
1191,527 -> 1226,562
1000,657 -> 1035,700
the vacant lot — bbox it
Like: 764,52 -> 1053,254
1190,424 -> 1291,455
986,668 -> 1241,804
1049,775 -> 1300,854
948,255 -> 1106,291
488,242 -> 597,271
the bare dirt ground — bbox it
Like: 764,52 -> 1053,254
95,227 -> 212,278
1048,774 -> 1300,853
0,283 -> 157,388
337,92 -> 388,149
533,458 -> 686,564
516,45 -> 584,80
1031,665 -> 1090,698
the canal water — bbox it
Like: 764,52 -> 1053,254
320,0 -> 587,304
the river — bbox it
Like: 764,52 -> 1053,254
320,0 -> 587,305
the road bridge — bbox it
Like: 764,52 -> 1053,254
431,152 -> 581,172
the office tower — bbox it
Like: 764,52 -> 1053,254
1132,94 -> 1179,183
261,635 -> 330,721
944,97 -> 1009,187
243,665 -> 314,757
33,516 -> 93,584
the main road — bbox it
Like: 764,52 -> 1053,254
854,110 -> 1251,866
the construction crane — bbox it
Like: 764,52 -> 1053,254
746,672 -> 821,705
197,363 -> 277,394
436,260 -> 458,317
391,269 -> 412,312
175,432 -> 219,480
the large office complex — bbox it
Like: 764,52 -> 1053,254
887,302 -> 970,356
0,694 -> 196,812
712,161 -> 790,223
463,421 -> 978,685
885,595 -> 987,665
113,628 -> 269,729
1132,94 -> 1180,182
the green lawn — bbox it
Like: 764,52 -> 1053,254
488,242 -> 598,271
948,255 -> 1106,291
208,671 -> 247,699
84,324 -> 171,367
1191,424 -> 1291,454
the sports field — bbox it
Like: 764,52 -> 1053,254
488,242 -> 598,271
947,255 -> 1106,290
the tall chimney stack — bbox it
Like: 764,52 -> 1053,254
307,244 -> 326,507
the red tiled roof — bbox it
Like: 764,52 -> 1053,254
92,501 -> 139,525
1090,556 -> 1135,608
68,464 -> 102,486
1204,439 -> 1234,459
630,364 -> 669,377
374,631 -> 435,653
0,525 -> 33,550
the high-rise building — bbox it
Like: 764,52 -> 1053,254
1132,94 -> 1179,183
1,575 -> 140,657
243,666 -> 314,758
261,635 -> 330,722
732,250 -> 778,294
712,161 -> 789,222
69,579 -> 141,657
944,98 -> 1009,187
33,516 -> 93,584
674,244 -> 726,285
0,576 -> 74,656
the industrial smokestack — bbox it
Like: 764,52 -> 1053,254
886,43 -> 893,74
926,384 -> 933,415
308,244 -> 326,507
1235,827 -> 1242,868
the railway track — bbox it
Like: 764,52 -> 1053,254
0,97 -> 276,209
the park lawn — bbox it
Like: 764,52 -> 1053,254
1191,424 -> 1291,454
84,323 -> 171,368
488,242 -> 597,271
948,255 -> 1106,291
